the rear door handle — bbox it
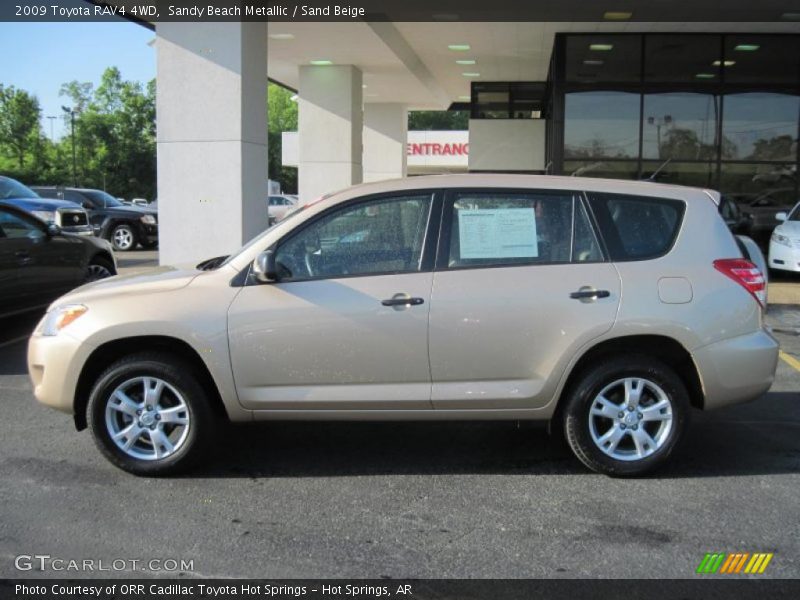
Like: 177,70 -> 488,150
381,295 -> 425,307
570,288 -> 610,300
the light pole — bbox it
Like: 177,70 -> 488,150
647,115 -> 673,158
62,106 -> 77,187
46,116 -> 57,141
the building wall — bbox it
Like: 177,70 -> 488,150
468,119 -> 546,172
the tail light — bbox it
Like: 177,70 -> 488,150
713,258 -> 766,308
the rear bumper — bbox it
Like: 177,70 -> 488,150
693,329 -> 778,410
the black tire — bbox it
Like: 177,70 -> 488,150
562,355 -> 689,477
110,223 -> 137,251
87,352 -> 215,476
84,255 -> 115,283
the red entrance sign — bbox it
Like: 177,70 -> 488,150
407,142 -> 469,156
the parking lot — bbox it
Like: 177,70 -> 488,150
0,251 -> 798,579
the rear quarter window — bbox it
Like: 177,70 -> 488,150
587,192 -> 685,261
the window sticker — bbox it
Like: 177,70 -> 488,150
458,208 -> 538,259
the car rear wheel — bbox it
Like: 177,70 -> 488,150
84,256 -> 115,282
563,355 -> 689,477
110,223 -> 137,251
87,352 -> 214,475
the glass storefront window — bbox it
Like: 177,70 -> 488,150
722,93 -> 800,162
564,91 -> 640,159
719,163 -> 799,205
724,36 -> 800,85
640,161 -> 718,189
644,35 -> 721,84
563,161 -> 639,180
565,35 -> 641,83
642,93 -> 720,160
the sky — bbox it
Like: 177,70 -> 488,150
0,18 -> 155,139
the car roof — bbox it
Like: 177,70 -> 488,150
322,174 -> 718,205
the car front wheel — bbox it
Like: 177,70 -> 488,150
563,355 -> 689,477
87,352 -> 214,475
110,223 -> 137,251
84,256 -> 115,282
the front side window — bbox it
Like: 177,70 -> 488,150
274,194 -> 432,281
446,192 -> 578,268
0,209 -> 45,239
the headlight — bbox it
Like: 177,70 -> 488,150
32,210 -> 56,223
771,231 -> 792,247
38,305 -> 88,337
140,214 -> 156,225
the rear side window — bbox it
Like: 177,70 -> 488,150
587,192 -> 685,261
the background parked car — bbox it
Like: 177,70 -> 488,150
739,188 -> 796,243
31,186 -> 158,251
0,202 -> 116,319
267,194 -> 298,225
0,176 -> 94,237
768,202 -> 800,274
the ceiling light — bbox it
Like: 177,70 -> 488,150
603,11 -> 632,20
309,59 -> 333,66
456,59 -> 476,65
695,73 -> 715,79
583,59 -> 604,66
448,44 -> 471,51
589,44 -> 614,51
780,12 -> 800,20
461,72 -> 480,77
712,60 -> 736,67
458,95 -> 471,101
734,44 -> 760,51
268,33 -> 295,40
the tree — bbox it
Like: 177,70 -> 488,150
267,82 -> 298,193
408,110 -> 468,131
0,85 -> 43,169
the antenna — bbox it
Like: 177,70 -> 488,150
646,158 -> 672,181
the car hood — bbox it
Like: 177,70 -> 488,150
51,264 -> 201,308
776,221 -> 800,236
3,197 -> 83,211
105,205 -> 157,217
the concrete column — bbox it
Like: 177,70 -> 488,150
155,22 -> 268,265
298,65 -> 362,204
363,103 -> 407,182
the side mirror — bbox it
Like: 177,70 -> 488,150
252,250 -> 278,283
776,212 -> 788,222
46,223 -> 61,236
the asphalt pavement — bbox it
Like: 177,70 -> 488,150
0,256 -> 798,579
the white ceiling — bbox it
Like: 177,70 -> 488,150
267,21 -> 800,109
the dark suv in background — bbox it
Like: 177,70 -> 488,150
31,186 -> 158,251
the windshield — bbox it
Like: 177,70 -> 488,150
0,177 -> 39,200
83,190 -> 125,208
789,205 -> 800,222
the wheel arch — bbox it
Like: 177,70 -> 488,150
73,335 -> 229,431
551,334 -> 704,429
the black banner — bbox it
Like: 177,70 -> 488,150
3,580 -> 800,600
3,0 -> 800,23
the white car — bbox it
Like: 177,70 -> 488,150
267,194 -> 298,225
768,202 -> 800,273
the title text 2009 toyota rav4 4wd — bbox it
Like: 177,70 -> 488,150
28,175 -> 778,477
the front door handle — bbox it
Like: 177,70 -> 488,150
381,295 -> 425,307
570,288 -> 610,300
14,250 -> 32,265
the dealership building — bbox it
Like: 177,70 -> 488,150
147,8 -> 800,264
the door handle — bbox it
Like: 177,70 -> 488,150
381,296 -> 425,307
14,250 -> 32,265
570,288 -> 610,300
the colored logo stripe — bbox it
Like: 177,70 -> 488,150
697,553 -> 773,574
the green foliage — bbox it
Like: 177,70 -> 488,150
0,68 -> 155,200
0,85 -> 43,169
267,82 -> 298,193
408,110 -> 469,131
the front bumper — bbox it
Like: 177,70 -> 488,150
27,331 -> 93,414
62,225 -> 95,237
768,242 -> 800,272
693,329 -> 779,410
138,223 -> 158,244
